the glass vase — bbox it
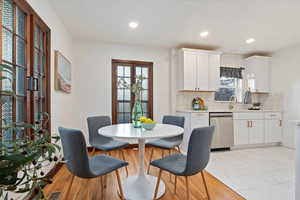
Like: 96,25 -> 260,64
132,99 -> 143,128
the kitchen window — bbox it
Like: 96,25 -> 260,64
215,67 -> 243,102
111,60 -> 153,124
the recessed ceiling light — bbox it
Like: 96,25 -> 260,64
129,21 -> 138,29
246,38 -> 255,44
200,31 -> 209,37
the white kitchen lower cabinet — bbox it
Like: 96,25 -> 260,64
249,120 -> 265,144
176,112 -> 209,153
234,120 -> 249,145
233,112 -> 282,147
265,119 -> 282,143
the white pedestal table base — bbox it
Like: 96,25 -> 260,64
122,175 -> 165,200
121,138 -> 165,200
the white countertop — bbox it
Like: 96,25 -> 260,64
176,108 -> 282,113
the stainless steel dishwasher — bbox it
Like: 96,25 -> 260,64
209,112 -> 234,150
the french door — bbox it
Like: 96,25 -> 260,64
112,60 -> 153,124
1,0 -> 51,141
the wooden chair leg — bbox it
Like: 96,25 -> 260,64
147,148 -> 154,174
185,176 -> 190,200
100,176 -> 104,200
120,150 -> 129,177
115,170 -> 125,200
64,174 -> 75,200
103,175 -> 107,189
177,145 -> 181,153
201,171 -> 211,200
92,147 -> 96,155
169,149 -> 172,182
174,175 -> 177,194
153,169 -> 163,200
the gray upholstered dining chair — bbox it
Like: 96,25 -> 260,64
147,115 -> 185,174
58,127 -> 128,200
87,116 -> 129,176
151,126 -> 214,200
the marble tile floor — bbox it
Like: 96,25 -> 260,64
206,146 -> 295,200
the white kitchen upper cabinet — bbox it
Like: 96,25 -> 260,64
197,53 -> 209,91
208,54 -> 221,91
182,51 -> 198,90
234,120 -> 249,145
249,120 -> 265,144
265,120 -> 282,143
245,56 -> 271,93
178,48 -> 221,91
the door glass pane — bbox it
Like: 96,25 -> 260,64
142,102 -> 148,113
142,79 -> 148,89
117,113 -> 124,124
16,7 -> 25,38
41,55 -> 45,74
39,77 -> 44,97
34,99 -> 41,121
2,29 -> 13,62
117,66 -> 123,76
142,68 -> 148,78
124,89 -> 131,101
118,102 -> 124,112
2,0 -> 13,30
136,67 -> 142,76
34,26 -> 40,48
16,38 -> 26,67
40,31 -> 44,51
142,90 -> 148,101
124,67 -> 130,77
123,102 -> 131,112
16,97 -> 25,123
1,96 -> 12,126
16,67 -> 25,95
34,49 -> 39,73
117,89 -> 123,101
124,113 -> 130,123
2,65 -> 13,91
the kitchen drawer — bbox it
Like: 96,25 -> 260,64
191,113 -> 209,118
265,112 -> 282,120
191,113 -> 209,129
233,112 -> 264,120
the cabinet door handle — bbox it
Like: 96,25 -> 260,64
247,121 -> 250,128
251,121 -> 254,128
279,120 -> 282,127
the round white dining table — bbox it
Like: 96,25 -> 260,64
98,123 -> 184,200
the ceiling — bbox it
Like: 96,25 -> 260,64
49,0 -> 300,54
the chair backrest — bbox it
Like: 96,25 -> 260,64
58,127 -> 94,178
162,115 -> 185,128
184,126 -> 214,176
87,116 -> 112,145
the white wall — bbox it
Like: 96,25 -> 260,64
72,41 -> 171,142
271,45 -> 300,148
221,53 -> 244,67
27,0 -> 75,135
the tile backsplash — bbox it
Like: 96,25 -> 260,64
176,91 -> 282,111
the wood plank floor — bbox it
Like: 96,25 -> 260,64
44,148 -> 245,200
